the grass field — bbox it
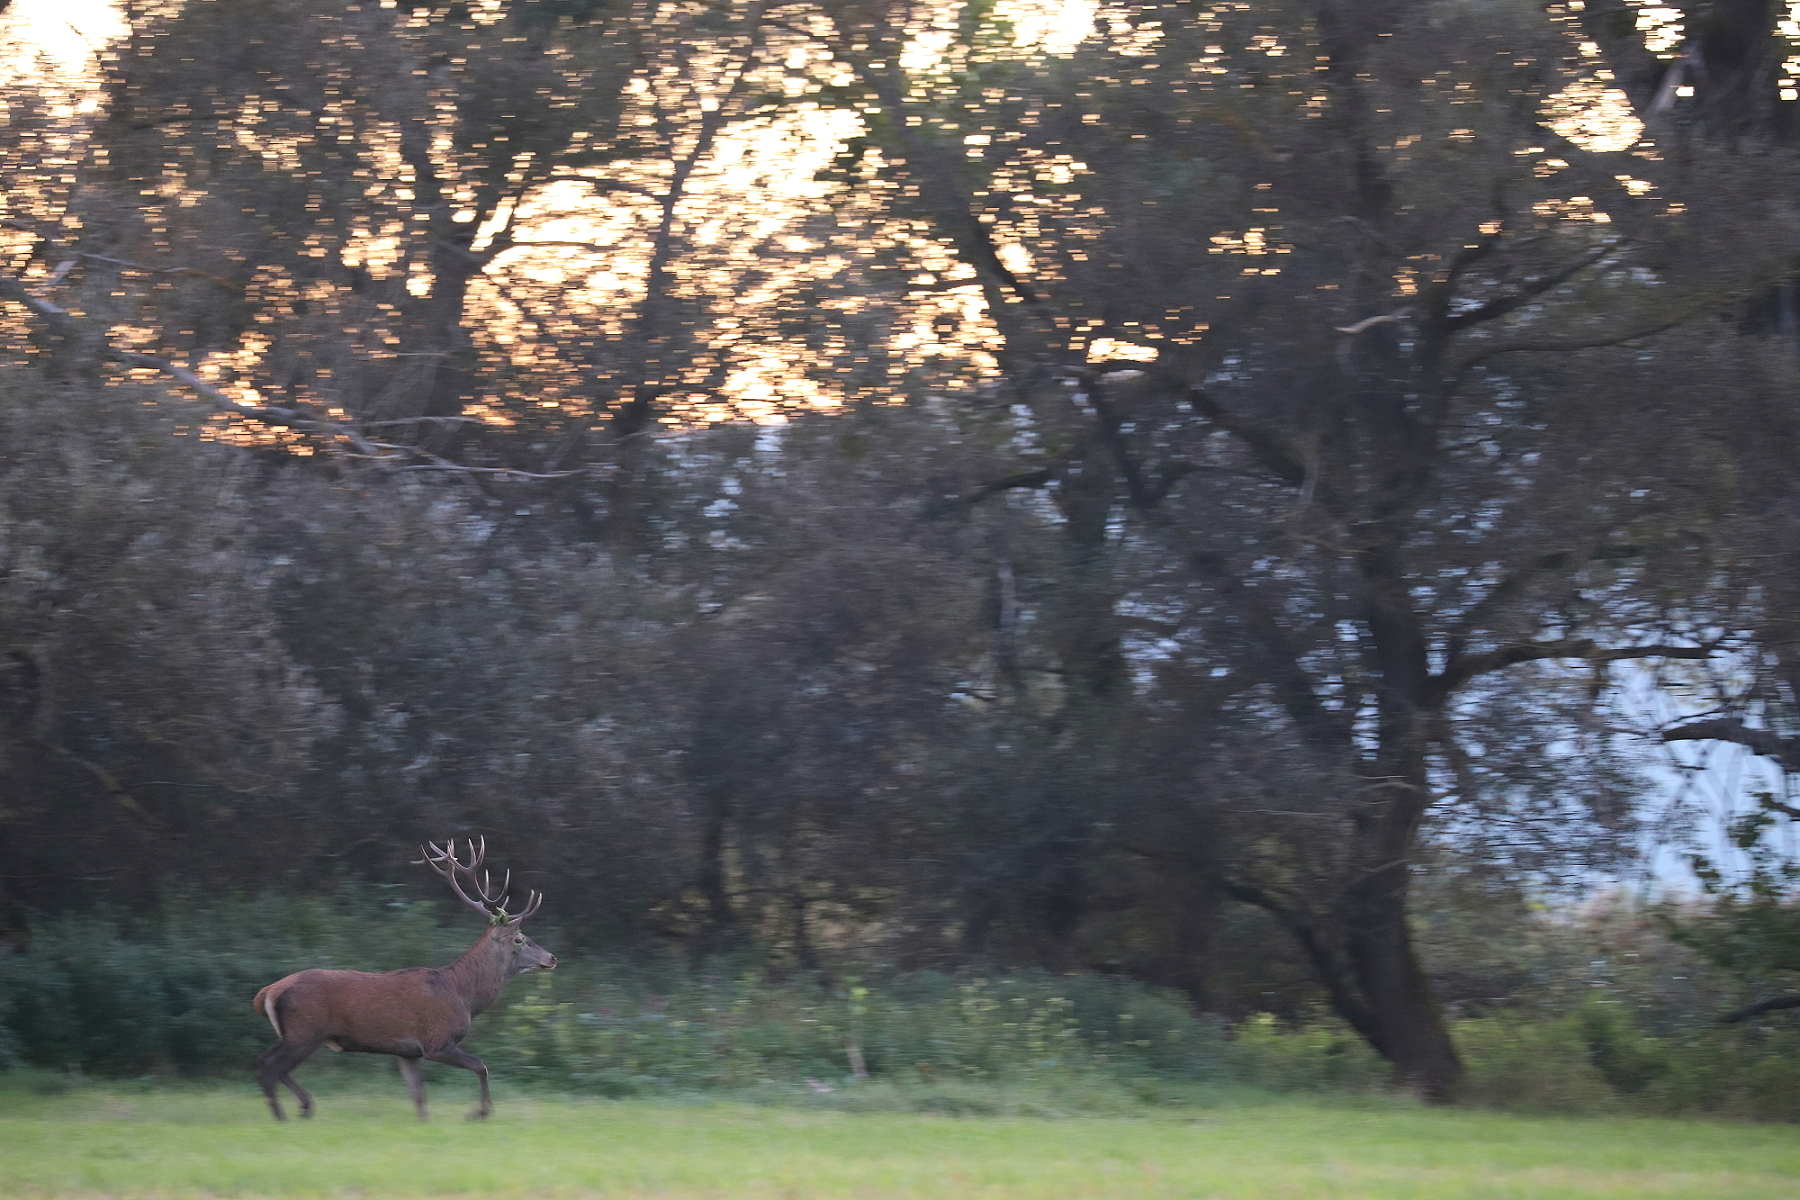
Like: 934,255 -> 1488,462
0,1081 -> 1796,1199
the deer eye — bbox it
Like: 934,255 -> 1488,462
514,936 -> 526,945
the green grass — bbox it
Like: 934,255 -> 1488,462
0,1082 -> 1796,1199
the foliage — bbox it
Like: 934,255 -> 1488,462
0,893 -> 469,1074
4,890 -> 1800,1121
485,965 -> 1228,1095
1662,804 -> 1800,1015
0,891 -> 1225,1086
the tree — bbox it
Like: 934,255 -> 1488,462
6,1 -> 859,532
1577,0 -> 1799,143
0,369 -> 334,931
809,0 -> 1765,1097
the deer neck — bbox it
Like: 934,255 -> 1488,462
444,929 -> 514,1015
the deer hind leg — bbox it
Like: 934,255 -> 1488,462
397,1056 -> 428,1121
280,1072 -> 315,1119
255,1040 -> 321,1121
425,1043 -> 492,1120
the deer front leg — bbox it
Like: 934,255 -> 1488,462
426,1044 -> 492,1119
397,1056 -> 428,1121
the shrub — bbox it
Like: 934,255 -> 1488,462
0,894 -> 1229,1093
1222,1014 -> 1389,1093
5,891 -> 1798,1121
484,967 -> 1231,1093
0,892 -> 468,1075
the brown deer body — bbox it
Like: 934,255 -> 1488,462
253,839 -> 556,1121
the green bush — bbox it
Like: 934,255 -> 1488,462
1208,997 -> 1800,1122
1454,1012 -> 1623,1113
482,966 -> 1230,1093
1222,1014 -> 1389,1093
5,892 -> 1799,1121
0,894 -> 1228,1093
0,892 -> 469,1075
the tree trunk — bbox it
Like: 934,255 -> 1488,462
1339,848 -> 1462,1100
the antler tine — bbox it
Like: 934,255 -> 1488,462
413,836 -> 541,924
417,835 -> 502,920
416,836 -> 481,872
473,866 -> 513,908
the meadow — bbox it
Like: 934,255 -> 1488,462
1,1081 -> 1797,1200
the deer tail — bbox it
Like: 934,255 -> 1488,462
254,983 -> 283,1041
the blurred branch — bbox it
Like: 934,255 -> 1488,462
1434,639 -> 1713,700
106,350 -> 388,457
35,739 -> 163,827
1180,382 -> 1308,489
1722,994 -> 1800,1023
1449,316 -> 1687,376
923,463 -> 1061,517
1440,245 -> 1613,334
1662,718 -> 1799,773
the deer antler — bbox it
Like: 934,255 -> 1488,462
416,836 -> 543,925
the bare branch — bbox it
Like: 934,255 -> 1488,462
504,239 -> 616,257
1434,638 -> 1713,698
1334,310 -> 1410,335
1441,245 -> 1613,334
76,253 -> 240,290
1450,316 -> 1687,375
924,464 -> 1061,517
1443,551 -> 1578,667
0,274 -> 79,337
538,175 -> 658,199
1188,549 -> 1351,749
397,464 -> 585,480
107,350 -> 391,457
359,416 -> 487,428
34,738 -> 162,827
1182,384 -> 1308,489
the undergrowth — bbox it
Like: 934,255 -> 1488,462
2,892 -> 1798,1121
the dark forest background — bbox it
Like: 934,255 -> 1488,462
2,0 -> 1800,1105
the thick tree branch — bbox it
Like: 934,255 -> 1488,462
34,738 -> 162,827
924,464 -> 1061,518
75,253 -> 240,290
1181,383 -> 1308,489
107,350 -> 390,457
0,267 -> 526,474
1088,385 -> 1157,513
831,19 -> 1044,318
0,275 -> 79,338
1662,717 -> 1799,771
1450,316 -> 1687,376
1723,994 -> 1800,1023
1441,245 -> 1613,334
1189,550 -> 1351,749
1444,551 -> 1576,667
1431,639 -> 1712,702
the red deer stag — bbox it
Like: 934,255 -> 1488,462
252,838 -> 556,1121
